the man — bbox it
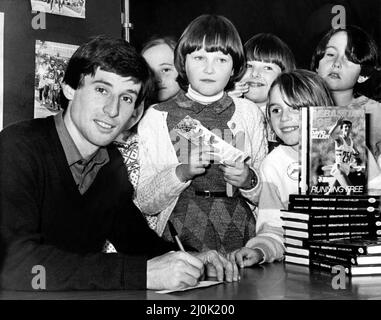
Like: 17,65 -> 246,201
0,36 -> 238,291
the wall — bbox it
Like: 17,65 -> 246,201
0,0 -> 121,128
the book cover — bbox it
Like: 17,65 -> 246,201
299,106 -> 367,195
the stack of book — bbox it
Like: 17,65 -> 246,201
282,193 -> 381,272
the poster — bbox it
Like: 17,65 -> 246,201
30,0 -> 86,19
34,40 -> 78,118
0,12 -> 4,130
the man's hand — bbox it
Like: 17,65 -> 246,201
193,250 -> 239,282
176,145 -> 220,182
147,251 -> 204,290
227,247 -> 264,268
219,160 -> 252,188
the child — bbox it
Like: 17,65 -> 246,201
130,14 -> 267,254
141,36 -> 181,103
229,33 -> 295,149
311,26 -> 381,183
229,33 -> 296,114
228,70 -> 334,266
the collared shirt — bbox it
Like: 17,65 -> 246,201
54,111 -> 110,194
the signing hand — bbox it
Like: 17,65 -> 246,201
147,251 -> 205,290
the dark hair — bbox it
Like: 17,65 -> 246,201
311,25 -> 379,78
245,33 -> 296,72
174,14 -> 245,90
60,35 -> 154,110
141,36 -> 177,55
341,120 -> 352,128
267,69 -> 334,120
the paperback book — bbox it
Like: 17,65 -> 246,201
299,106 -> 367,195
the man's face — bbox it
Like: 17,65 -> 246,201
64,68 -> 142,157
341,123 -> 351,137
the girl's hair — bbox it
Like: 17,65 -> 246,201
267,69 -> 334,120
245,33 -> 296,72
311,25 -> 379,78
174,14 -> 245,90
141,36 -> 177,55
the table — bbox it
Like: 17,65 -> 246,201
1,261 -> 381,300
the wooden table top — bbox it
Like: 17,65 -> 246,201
1,261 -> 381,300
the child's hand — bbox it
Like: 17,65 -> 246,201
218,160 -> 251,188
176,145 -> 220,182
227,81 -> 249,98
227,247 -> 264,268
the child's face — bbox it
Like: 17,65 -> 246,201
316,31 -> 361,92
242,60 -> 282,105
142,43 -> 180,102
185,48 -> 233,96
268,85 -> 300,151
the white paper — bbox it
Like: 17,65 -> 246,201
174,115 -> 249,163
155,280 -> 223,294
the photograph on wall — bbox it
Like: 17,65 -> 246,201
31,0 -> 86,19
34,40 -> 78,119
0,12 -> 4,130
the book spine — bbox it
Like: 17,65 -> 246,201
308,243 -> 367,255
289,203 -> 380,213
289,194 -> 380,203
309,249 -> 353,264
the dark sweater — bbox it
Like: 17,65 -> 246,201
0,116 -> 176,291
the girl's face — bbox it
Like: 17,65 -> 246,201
316,31 -> 361,92
142,43 -> 181,102
268,85 -> 300,151
242,60 -> 282,105
185,48 -> 234,96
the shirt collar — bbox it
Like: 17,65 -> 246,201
175,90 -> 234,114
54,111 -> 109,166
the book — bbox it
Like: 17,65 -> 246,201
285,245 -> 309,257
299,106 -> 367,195
281,209 -> 380,222
308,238 -> 381,255
282,218 -> 381,231
310,249 -> 381,266
288,203 -> 380,213
284,236 -> 310,247
310,258 -> 381,276
284,253 -> 310,266
283,226 -> 380,239
289,194 -> 380,205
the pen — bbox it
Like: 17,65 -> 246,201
168,221 -> 185,252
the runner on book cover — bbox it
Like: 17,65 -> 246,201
325,117 -> 361,194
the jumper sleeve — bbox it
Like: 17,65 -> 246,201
239,103 -> 268,205
0,132 -> 168,291
244,160 -> 285,263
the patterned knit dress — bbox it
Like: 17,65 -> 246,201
157,91 -> 256,254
